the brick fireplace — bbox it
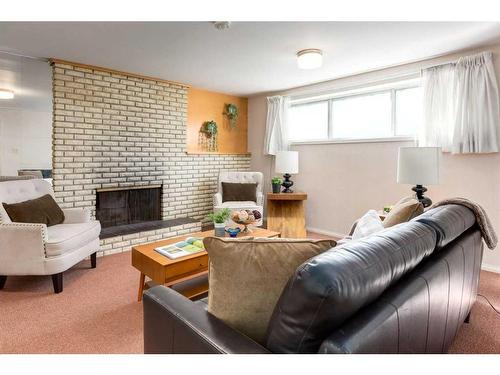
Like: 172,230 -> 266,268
96,185 -> 162,228
51,60 -> 251,256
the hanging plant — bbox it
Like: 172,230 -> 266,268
202,120 -> 218,136
198,120 -> 218,152
225,103 -> 239,129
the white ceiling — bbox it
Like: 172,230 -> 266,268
1,22 -> 500,96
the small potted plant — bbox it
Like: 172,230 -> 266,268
207,208 -> 231,237
271,177 -> 282,193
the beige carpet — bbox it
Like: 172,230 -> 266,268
0,252 -> 143,354
0,245 -> 499,353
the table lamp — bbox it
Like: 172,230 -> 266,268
275,151 -> 299,193
397,146 -> 441,207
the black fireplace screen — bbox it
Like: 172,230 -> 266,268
96,186 -> 161,228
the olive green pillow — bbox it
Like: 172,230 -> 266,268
2,194 -> 64,226
383,197 -> 424,228
221,182 -> 257,203
203,237 -> 336,345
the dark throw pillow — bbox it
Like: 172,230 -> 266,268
2,194 -> 65,226
221,182 -> 258,203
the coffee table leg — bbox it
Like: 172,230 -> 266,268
138,273 -> 146,302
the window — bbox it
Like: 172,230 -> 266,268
288,101 -> 329,141
395,87 -> 422,136
332,92 -> 392,139
288,80 -> 422,143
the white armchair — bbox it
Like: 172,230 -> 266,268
214,171 -> 264,226
0,179 -> 101,293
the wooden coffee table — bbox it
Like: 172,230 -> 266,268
132,227 -> 280,301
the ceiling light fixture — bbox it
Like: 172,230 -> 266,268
0,89 -> 14,99
213,21 -> 231,30
297,49 -> 323,70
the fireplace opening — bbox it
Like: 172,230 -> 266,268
96,185 -> 162,229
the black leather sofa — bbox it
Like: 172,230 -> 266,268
143,204 -> 483,353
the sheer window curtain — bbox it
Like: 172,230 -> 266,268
419,51 -> 500,153
264,96 -> 290,155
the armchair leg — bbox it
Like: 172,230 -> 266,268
91,252 -> 97,269
51,273 -> 63,294
0,276 -> 7,289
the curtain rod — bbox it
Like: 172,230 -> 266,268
420,51 -> 493,70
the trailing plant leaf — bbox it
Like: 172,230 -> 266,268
225,103 -> 239,129
199,120 -> 218,152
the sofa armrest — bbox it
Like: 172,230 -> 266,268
143,285 -> 270,354
0,223 -> 48,271
213,192 -> 223,207
63,208 -> 91,224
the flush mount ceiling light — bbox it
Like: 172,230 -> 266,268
0,89 -> 14,99
297,49 -> 323,70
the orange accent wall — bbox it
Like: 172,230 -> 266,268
187,87 -> 248,154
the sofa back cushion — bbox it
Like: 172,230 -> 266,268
413,204 -> 476,249
317,227 -> 483,353
0,179 -> 54,223
265,221 -> 437,353
204,236 -> 336,345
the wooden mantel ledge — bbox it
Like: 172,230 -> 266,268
185,151 -> 252,156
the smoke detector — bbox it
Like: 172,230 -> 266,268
213,21 -> 231,30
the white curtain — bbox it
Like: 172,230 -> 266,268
419,52 -> 500,153
264,96 -> 290,155
420,63 -> 457,152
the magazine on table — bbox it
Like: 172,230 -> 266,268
154,237 -> 205,259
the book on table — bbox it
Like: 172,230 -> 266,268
154,237 -> 205,259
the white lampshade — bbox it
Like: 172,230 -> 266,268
397,147 -> 441,185
275,151 -> 299,174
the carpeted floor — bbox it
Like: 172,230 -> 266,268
0,245 -> 499,354
0,252 -> 143,354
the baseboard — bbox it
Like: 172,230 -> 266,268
481,263 -> 500,274
306,227 -> 346,240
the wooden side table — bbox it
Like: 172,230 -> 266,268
267,192 -> 307,238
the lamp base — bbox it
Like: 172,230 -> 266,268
412,184 -> 432,208
281,173 -> 294,193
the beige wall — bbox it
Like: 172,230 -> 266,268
248,43 -> 500,273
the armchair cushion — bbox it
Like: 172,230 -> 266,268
221,182 -> 257,203
63,208 -> 91,224
217,201 -> 260,209
45,221 -> 101,257
2,194 -> 64,227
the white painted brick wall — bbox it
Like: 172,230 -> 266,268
52,62 -> 250,254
